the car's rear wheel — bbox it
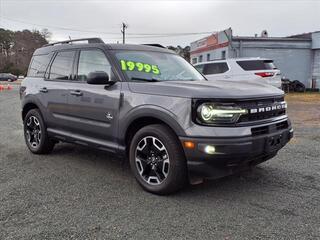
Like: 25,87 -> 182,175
23,109 -> 55,154
129,124 -> 187,195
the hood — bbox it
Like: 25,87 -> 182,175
128,80 -> 284,99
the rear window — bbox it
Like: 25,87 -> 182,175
27,53 -> 53,77
236,60 -> 277,71
203,62 -> 229,75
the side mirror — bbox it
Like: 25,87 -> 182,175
87,71 -> 110,85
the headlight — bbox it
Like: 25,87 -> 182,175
197,103 -> 248,124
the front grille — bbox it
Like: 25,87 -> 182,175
237,97 -> 286,123
251,126 -> 269,136
276,121 -> 289,130
239,109 -> 285,122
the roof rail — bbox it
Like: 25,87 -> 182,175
142,44 -> 165,48
43,38 -> 104,47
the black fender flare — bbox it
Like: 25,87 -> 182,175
21,96 -> 44,120
119,104 -> 186,144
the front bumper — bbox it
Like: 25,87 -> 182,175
180,121 -> 293,179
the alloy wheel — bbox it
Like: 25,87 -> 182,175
25,115 -> 42,148
135,136 -> 170,185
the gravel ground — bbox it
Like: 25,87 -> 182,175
0,89 -> 319,240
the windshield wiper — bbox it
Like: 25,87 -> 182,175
131,77 -> 160,82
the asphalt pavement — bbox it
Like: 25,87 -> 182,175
0,89 -> 319,239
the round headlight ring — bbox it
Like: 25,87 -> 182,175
200,104 -> 213,121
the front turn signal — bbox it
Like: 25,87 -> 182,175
184,141 -> 195,149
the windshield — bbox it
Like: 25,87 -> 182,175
114,50 -> 205,82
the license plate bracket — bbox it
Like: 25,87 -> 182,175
265,134 -> 283,153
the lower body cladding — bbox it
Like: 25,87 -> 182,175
180,119 -> 293,179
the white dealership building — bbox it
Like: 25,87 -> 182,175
190,28 -> 320,88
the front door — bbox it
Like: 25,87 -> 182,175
67,49 -> 121,150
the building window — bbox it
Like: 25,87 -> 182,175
221,51 -> 226,59
192,58 -> 197,64
199,55 -> 203,63
207,54 -> 210,61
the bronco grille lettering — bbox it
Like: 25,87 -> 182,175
249,103 -> 286,114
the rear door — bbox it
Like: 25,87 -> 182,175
67,49 -> 121,151
39,50 -> 77,131
202,62 -> 231,81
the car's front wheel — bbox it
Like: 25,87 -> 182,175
23,109 -> 55,154
129,124 -> 187,195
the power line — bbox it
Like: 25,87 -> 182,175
2,16 -> 214,38
127,31 -> 214,36
2,16 -> 120,35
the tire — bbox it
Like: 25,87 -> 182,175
292,80 -> 305,92
23,109 -> 55,154
129,124 -> 188,195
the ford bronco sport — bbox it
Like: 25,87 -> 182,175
20,38 -> 293,194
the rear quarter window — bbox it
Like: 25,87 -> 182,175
236,60 -> 277,71
27,53 -> 53,78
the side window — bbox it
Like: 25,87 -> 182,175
204,63 -> 229,75
194,64 -> 204,73
27,53 -> 53,78
192,58 -> 197,64
49,51 -> 76,80
77,50 -> 111,81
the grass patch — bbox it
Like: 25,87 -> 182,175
285,93 -> 320,102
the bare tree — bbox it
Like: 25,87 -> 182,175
0,28 -> 48,75
40,28 -> 52,41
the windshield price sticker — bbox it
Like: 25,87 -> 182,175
120,60 -> 160,75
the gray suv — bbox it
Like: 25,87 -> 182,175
20,38 -> 293,194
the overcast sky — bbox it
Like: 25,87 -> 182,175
1,0 -> 319,46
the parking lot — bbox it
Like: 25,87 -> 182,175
0,88 -> 319,239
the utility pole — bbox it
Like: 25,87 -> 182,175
121,22 -> 128,44
0,0 -> 2,27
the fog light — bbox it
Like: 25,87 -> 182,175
204,145 -> 216,154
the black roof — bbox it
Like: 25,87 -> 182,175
34,39 -> 174,55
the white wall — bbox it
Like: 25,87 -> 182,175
191,46 -> 229,64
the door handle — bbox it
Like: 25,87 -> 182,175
70,90 -> 83,96
39,87 -> 48,93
